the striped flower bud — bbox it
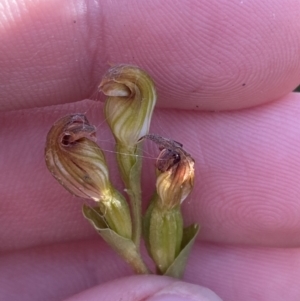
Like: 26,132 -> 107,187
99,64 -> 156,146
44,114 -> 132,239
143,134 -> 195,275
143,134 -> 195,209
45,114 -> 109,201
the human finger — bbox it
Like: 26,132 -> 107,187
0,0 -> 300,111
0,240 -> 222,301
1,93 -> 300,252
1,239 -> 299,301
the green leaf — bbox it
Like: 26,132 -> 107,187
163,223 -> 200,278
82,204 -> 149,274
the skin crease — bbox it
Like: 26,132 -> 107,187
0,0 -> 300,300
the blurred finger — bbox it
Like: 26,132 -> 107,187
0,0 -> 300,111
1,239 -> 299,301
1,93 -> 300,251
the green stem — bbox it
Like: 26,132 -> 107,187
126,181 -> 142,248
116,144 -> 143,250
128,252 -> 150,274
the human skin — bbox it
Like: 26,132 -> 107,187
1,0 -> 300,300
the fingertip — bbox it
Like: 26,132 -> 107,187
1,0 -> 299,111
145,281 -> 223,301
103,0 -> 300,110
63,275 -> 222,301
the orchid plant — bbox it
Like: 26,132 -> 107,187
45,65 -> 199,278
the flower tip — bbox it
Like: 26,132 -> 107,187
99,80 -> 131,97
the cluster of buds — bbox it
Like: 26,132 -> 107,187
44,65 -> 198,278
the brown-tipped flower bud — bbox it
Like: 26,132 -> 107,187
156,149 -> 194,209
45,114 -> 110,201
45,114 -> 132,239
143,135 -> 195,275
143,134 -> 195,209
99,64 -> 156,146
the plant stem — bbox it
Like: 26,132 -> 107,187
116,144 -> 143,250
128,176 -> 142,248
129,252 -> 150,274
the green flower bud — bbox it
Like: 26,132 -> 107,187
99,64 -> 157,146
146,196 -> 183,274
143,134 -> 195,274
99,65 -> 157,249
